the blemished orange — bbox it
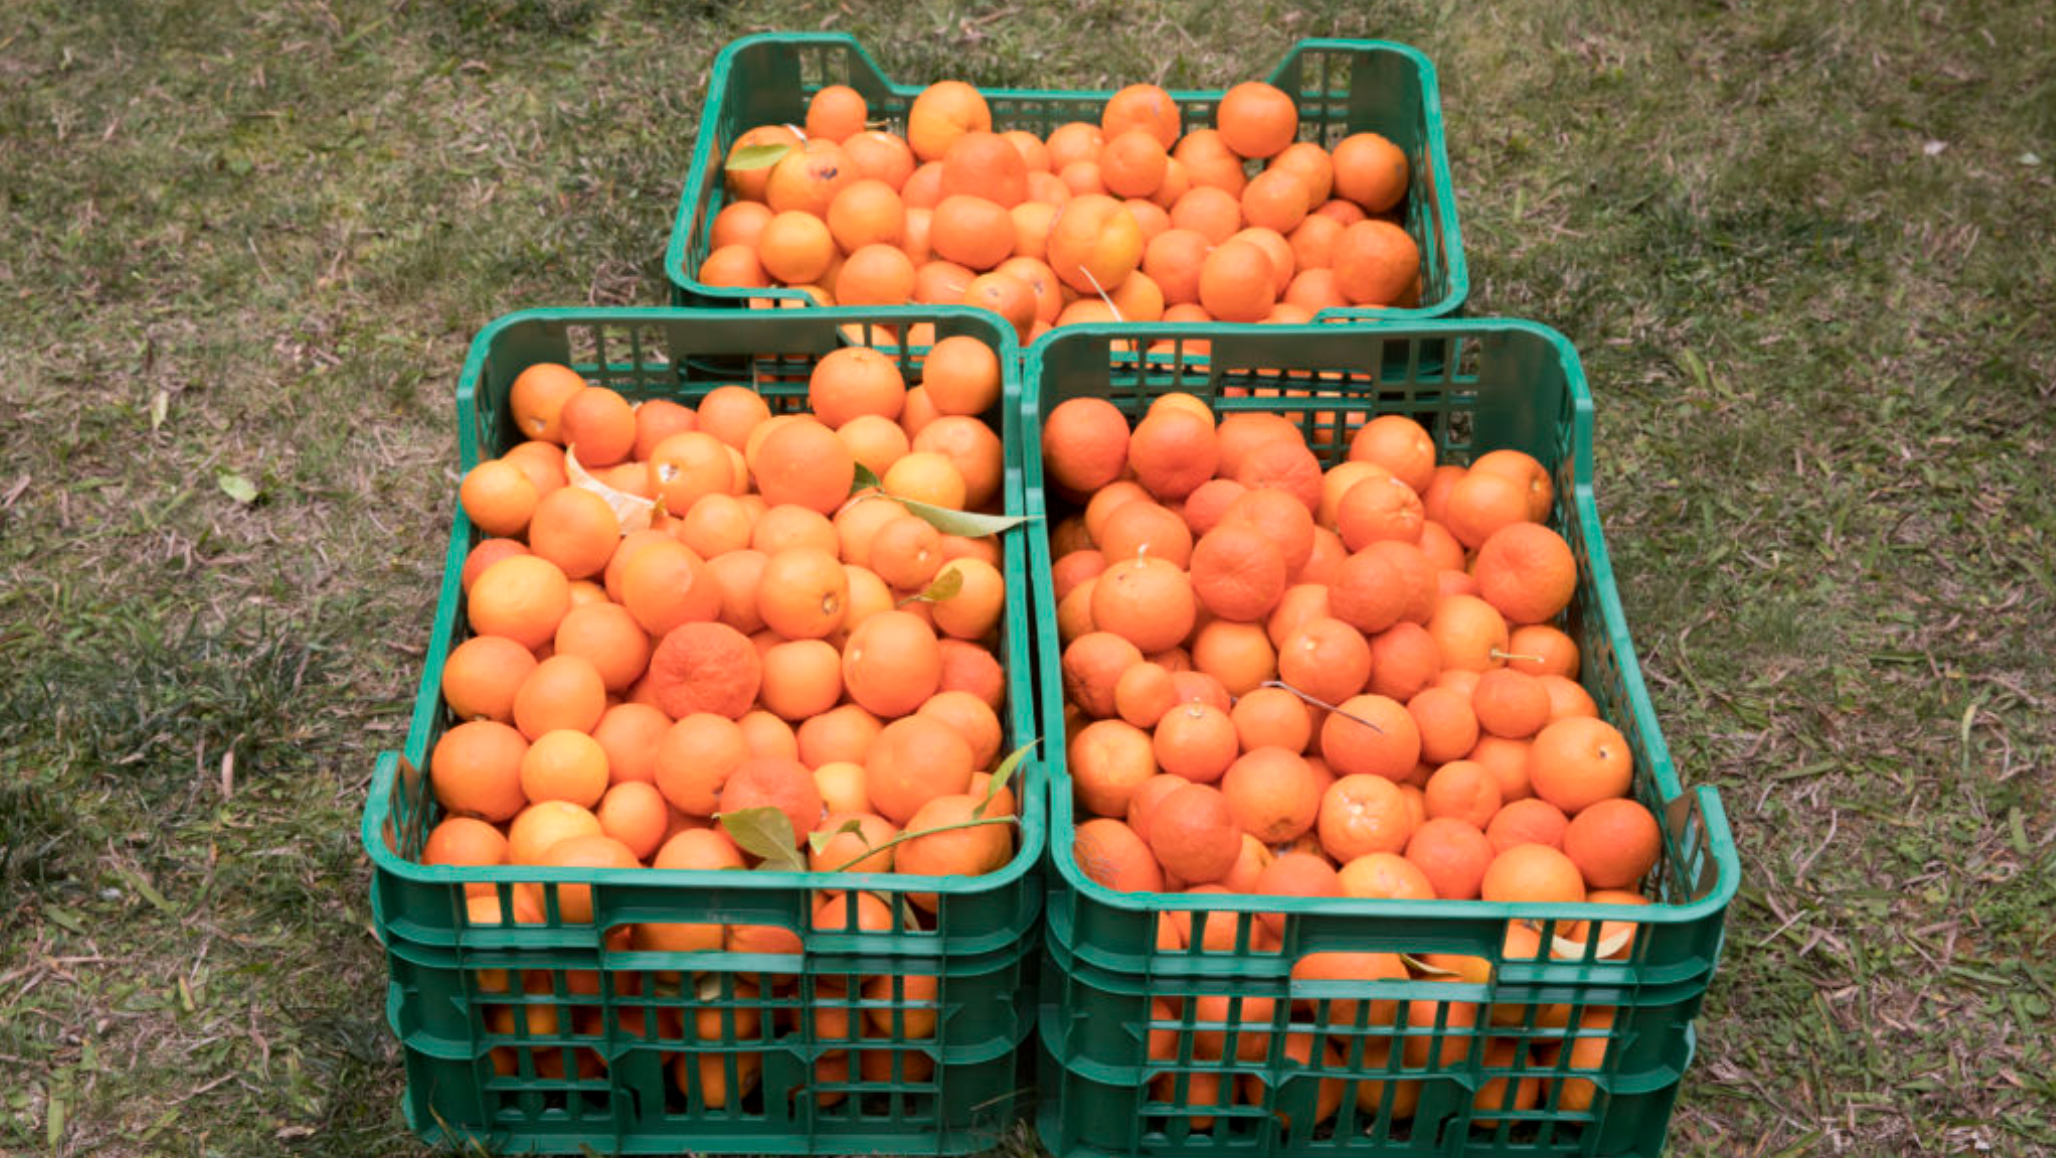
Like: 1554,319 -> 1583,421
765,141 -> 853,218
508,362 -> 587,445
720,755 -> 826,847
645,620 -> 762,720
1073,817 -> 1165,893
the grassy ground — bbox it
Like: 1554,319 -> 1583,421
2,0 -> 2052,1155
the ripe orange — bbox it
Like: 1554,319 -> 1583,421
1220,746 -> 1324,844
1528,716 -> 1634,815
646,621 -> 761,720
1403,816 -> 1494,900
508,363 -> 587,445
1215,81 -> 1297,159
1091,556 -> 1197,654
431,719 -> 530,822
442,634 -> 540,724
1073,817 -> 1164,893
1480,841 -> 1586,905
1561,796 -> 1662,890
1473,522 -> 1577,626
1147,782 -> 1241,884
1041,396 -> 1131,496
653,712 -> 750,816
1317,694 -> 1421,781
511,654 -> 608,741
1486,796 -> 1570,854
1316,772 -> 1417,861
468,554 -> 572,651
865,714 -> 975,826
842,609 -> 943,719
1330,132 -> 1409,214
520,728 -> 610,809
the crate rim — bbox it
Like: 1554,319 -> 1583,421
454,303 -> 1020,470
662,30 -> 1468,324
1022,316 -> 1741,928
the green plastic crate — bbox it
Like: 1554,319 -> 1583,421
364,305 -> 1046,1154
1020,320 -> 1739,1158
663,33 -> 1466,325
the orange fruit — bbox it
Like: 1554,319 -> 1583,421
1252,852 -> 1343,937
646,621 -> 761,720
1069,718 -> 1159,819
798,702 -> 886,772
1337,851 -> 1435,900
442,634 -> 540,724
1330,132 -> 1409,214
505,799 -> 603,867
719,754 -> 824,849
1505,624 -> 1580,680
1047,193 -> 1143,294
1196,238 -> 1278,323
1421,759 -> 1502,830
758,638 -> 844,722
804,83 -> 867,143
590,701 -> 668,786
1426,594 -> 1510,673
618,539 -> 721,637
1276,616 -> 1373,706
843,129 -> 917,189
431,719 -> 530,822
508,362 -> 587,445
1147,783 -> 1241,884
1230,686 -> 1314,754
1186,524 -> 1288,622
865,714 -> 974,826
1220,746 -> 1324,844
766,140 -> 853,218
1215,81 -> 1297,160
1403,816 -> 1493,900
1528,716 -> 1634,815
921,334 -> 1002,416
423,815 -> 510,870
1317,694 -> 1420,781
1470,449 -> 1554,523
1100,129 -> 1168,199
1316,772 -> 1416,861
930,194 -> 1016,271
894,793 -> 1014,907
756,547 -> 849,640
1480,842 -> 1586,905
1539,673 -> 1599,723
1331,219 -> 1419,307
753,420 -> 856,516
907,80 -> 992,162
1486,797 -> 1570,854
1471,667 -> 1552,740
1064,631 -> 1145,720
460,538 -> 531,593
1152,701 -> 1239,784
653,712 -> 749,816
1091,556 -> 1197,654
1128,404 -> 1219,502
1041,396 -> 1131,496
841,609 -> 943,719
1099,498 -> 1195,566
1561,797 -> 1662,890
1442,468 -> 1530,550
552,601 -> 651,694
468,554 -> 572,651
459,460 -> 539,538
808,345 -> 906,428
1073,817 -> 1164,893
520,728 -> 610,809
511,654 -> 608,741
1102,83 -> 1181,147
1473,522 -> 1577,626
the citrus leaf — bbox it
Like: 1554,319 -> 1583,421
973,738 -> 1038,819
894,497 -> 1031,538
901,565 -> 964,606
717,807 -> 806,873
566,445 -> 656,533
806,817 -> 868,855
723,142 -> 792,172
851,462 -> 885,492
1400,952 -> 1462,978
216,470 -> 258,505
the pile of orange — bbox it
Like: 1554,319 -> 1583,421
426,345 -> 1024,1097
700,79 -> 1422,342
1044,395 -> 1658,1123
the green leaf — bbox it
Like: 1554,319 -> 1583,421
974,738 -> 1038,819
717,807 -> 806,873
806,817 -> 868,855
895,497 -> 1031,538
216,470 -> 258,504
849,461 -> 1030,537
724,143 -> 792,172
902,565 -> 964,606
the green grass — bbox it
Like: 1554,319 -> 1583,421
2,0 -> 2053,1154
